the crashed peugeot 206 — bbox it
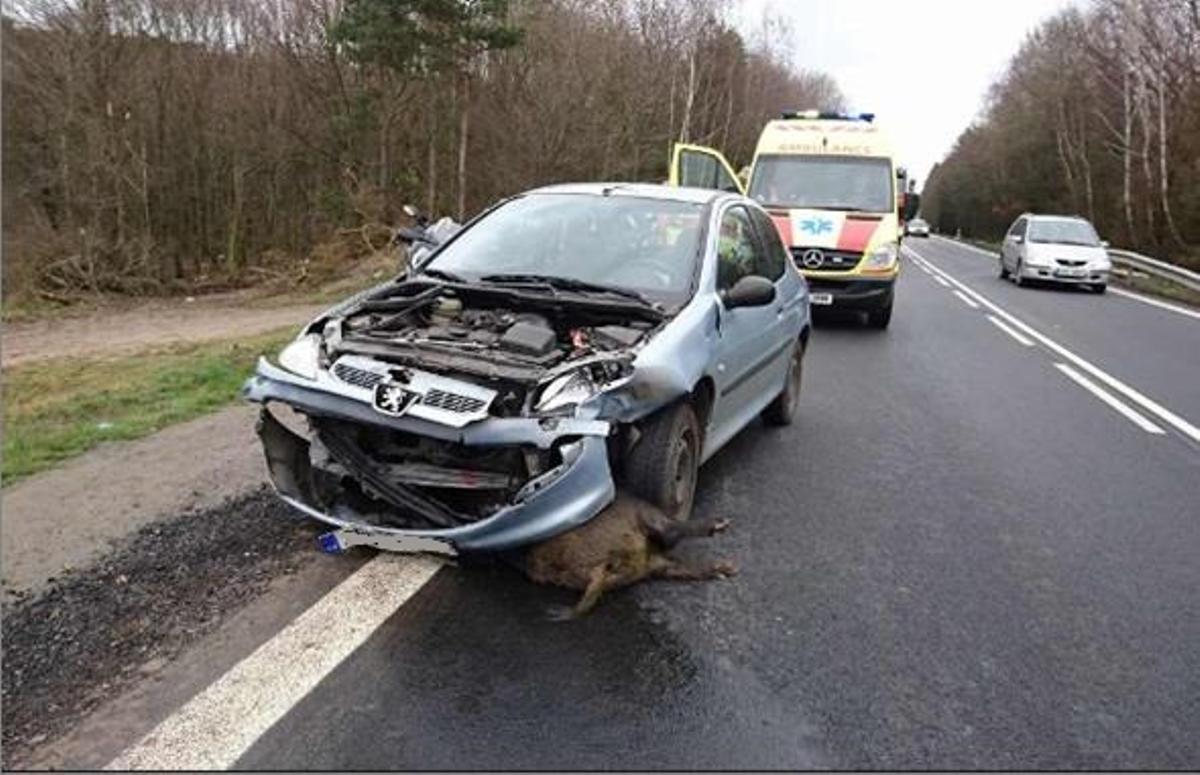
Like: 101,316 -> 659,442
243,183 -> 811,557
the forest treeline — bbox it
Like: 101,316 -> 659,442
1,0 -> 843,301
922,0 -> 1200,265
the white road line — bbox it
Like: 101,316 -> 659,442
932,235 -> 998,257
1109,287 -> 1200,321
954,290 -> 980,309
106,554 -> 442,771
934,276 -> 951,288
906,243 -> 1200,445
986,315 -> 1034,347
1054,363 -> 1165,434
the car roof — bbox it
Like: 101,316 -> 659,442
524,182 -> 734,205
1022,213 -> 1093,224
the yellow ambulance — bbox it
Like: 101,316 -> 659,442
669,110 -> 907,328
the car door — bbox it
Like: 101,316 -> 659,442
1003,217 -> 1026,270
704,205 -> 790,457
669,144 -> 746,195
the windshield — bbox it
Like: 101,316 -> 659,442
425,193 -> 705,306
1028,219 -> 1100,246
424,194 -> 700,307
748,154 -> 894,212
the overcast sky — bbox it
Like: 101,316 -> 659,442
735,0 -> 1077,190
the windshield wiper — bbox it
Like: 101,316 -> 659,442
421,267 -> 468,283
479,273 -> 661,309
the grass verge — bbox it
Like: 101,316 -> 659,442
2,328 -> 293,485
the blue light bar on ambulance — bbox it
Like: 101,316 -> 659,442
780,110 -> 875,123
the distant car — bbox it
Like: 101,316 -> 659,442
244,183 -> 811,557
904,218 -> 930,237
999,214 -> 1111,293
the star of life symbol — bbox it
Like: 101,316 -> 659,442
373,382 -> 421,417
799,218 -> 834,235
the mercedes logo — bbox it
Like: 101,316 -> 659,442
801,249 -> 825,269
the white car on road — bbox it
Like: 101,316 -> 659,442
999,214 -> 1111,293
904,217 -> 930,237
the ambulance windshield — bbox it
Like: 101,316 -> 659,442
749,155 -> 894,213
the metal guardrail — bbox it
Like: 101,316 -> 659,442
1107,249 -> 1200,293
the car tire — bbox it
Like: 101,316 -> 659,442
866,299 -> 893,329
999,260 -> 1010,279
625,401 -> 701,523
762,341 -> 804,427
1092,283 -> 1107,294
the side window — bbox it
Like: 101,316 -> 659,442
716,207 -> 761,291
713,163 -> 740,193
679,149 -> 740,192
679,150 -> 718,189
1011,218 -> 1027,238
748,207 -> 787,280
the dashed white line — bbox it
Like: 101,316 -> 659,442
907,243 -> 1200,445
106,554 -> 443,771
986,315 -> 1034,347
953,290 -> 980,309
1054,363 -> 1165,434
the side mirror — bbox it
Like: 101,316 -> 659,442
1012,234 -> 1024,244
722,275 -> 776,309
1100,240 -> 1110,248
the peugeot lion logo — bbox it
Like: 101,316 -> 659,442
374,382 -> 421,417
802,249 -> 825,269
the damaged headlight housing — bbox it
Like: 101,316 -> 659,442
277,333 -> 321,380
534,358 -> 633,416
862,242 -> 899,272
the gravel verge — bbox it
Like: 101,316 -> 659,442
1,487 -> 320,767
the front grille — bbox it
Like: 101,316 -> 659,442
1055,259 -> 1087,267
333,363 -> 384,389
423,389 -> 487,414
791,247 -> 861,271
333,362 -> 489,415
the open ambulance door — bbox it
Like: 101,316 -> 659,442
669,143 -> 745,195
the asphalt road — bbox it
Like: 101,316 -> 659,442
31,237 -> 1200,769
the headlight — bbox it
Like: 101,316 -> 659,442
862,242 -> 898,271
534,359 -> 632,416
277,334 -> 321,380
536,370 -> 598,414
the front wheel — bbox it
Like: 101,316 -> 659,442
999,259 -> 1010,279
1091,283 -> 1107,294
624,401 -> 701,523
762,341 -> 805,426
866,300 -> 893,329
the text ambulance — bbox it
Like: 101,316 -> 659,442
669,110 -> 906,328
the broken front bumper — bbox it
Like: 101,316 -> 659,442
243,358 -> 616,555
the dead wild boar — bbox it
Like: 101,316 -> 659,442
523,494 -> 736,619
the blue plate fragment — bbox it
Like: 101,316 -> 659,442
317,532 -> 344,554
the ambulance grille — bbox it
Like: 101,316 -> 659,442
790,248 -> 861,271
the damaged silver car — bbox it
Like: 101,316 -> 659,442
244,183 -> 811,556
